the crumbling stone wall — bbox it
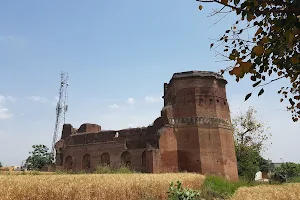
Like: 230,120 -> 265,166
57,119 -> 162,172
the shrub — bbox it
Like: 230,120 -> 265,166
200,175 -> 257,199
167,181 -> 201,200
289,176 -> 300,183
271,162 -> 300,183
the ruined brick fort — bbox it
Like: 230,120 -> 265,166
55,71 -> 239,180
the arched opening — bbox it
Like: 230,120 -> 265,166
101,153 -> 110,166
82,154 -> 91,169
142,151 -> 147,167
64,155 -> 73,170
121,151 -> 132,167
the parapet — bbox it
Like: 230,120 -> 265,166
77,123 -> 101,133
61,124 -> 74,139
171,71 -> 226,82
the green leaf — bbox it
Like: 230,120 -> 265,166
245,93 -> 252,101
258,88 -> 264,96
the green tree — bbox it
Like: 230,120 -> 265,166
0,161 -> 2,167
232,107 -> 271,181
258,156 -> 270,173
272,162 -> 300,182
197,0 -> 300,122
233,107 -> 271,152
26,144 -> 53,170
235,145 -> 260,181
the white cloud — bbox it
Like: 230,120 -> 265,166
0,95 -> 15,120
28,96 -> 48,103
0,108 -> 12,119
6,96 -> 17,102
0,95 -> 5,103
145,96 -> 162,103
0,95 -> 17,103
127,98 -> 135,106
109,104 -> 120,109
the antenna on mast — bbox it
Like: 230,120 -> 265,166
51,72 -> 69,162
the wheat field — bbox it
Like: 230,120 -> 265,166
231,183 -> 300,200
0,173 -> 204,200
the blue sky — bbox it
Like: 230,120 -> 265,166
0,0 -> 299,166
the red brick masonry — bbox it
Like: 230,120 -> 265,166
55,71 -> 239,180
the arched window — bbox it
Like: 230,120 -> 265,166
142,151 -> 147,167
101,153 -> 110,166
64,155 -> 73,170
121,151 -> 132,167
82,154 -> 91,169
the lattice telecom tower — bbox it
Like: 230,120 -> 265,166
51,72 -> 69,161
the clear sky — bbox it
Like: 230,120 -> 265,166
0,0 -> 299,166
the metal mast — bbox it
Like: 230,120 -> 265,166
51,72 -> 69,161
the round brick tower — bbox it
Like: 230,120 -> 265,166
160,71 -> 238,180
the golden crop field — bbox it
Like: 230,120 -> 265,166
0,171 -> 54,175
231,183 -> 300,200
0,173 -> 204,200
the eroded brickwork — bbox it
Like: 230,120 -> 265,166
55,71 -> 238,180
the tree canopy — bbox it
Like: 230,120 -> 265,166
0,161 -> 2,168
233,107 -> 271,152
197,0 -> 300,122
272,162 -> 300,182
232,107 -> 271,180
25,144 -> 53,170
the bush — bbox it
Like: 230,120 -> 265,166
94,165 -> 112,174
167,181 -> 201,200
200,175 -> 257,199
271,162 -> 300,183
289,176 -> 300,183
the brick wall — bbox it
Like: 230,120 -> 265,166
160,71 -> 239,180
55,71 -> 238,181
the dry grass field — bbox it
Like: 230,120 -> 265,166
231,183 -> 300,200
0,173 -> 204,200
0,170 -> 54,175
